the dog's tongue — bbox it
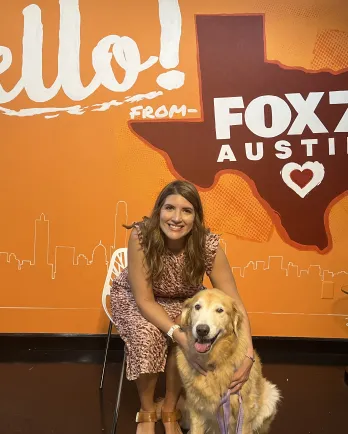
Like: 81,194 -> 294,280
195,341 -> 211,353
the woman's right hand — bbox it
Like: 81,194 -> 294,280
173,329 -> 207,376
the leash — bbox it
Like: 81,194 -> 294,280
217,389 -> 244,434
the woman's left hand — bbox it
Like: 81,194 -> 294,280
229,356 -> 253,393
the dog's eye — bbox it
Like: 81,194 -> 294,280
216,308 -> 224,313
194,304 -> 201,311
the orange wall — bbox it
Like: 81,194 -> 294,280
0,0 -> 347,337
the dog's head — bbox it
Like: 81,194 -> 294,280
181,288 -> 242,354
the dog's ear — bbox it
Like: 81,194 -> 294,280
181,297 -> 193,329
230,301 -> 243,337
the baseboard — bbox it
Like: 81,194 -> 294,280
0,333 -> 125,351
0,334 -> 347,365
252,336 -> 348,365
0,333 -> 124,364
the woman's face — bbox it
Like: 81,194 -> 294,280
159,194 -> 195,245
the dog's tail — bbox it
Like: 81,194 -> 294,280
252,379 -> 281,431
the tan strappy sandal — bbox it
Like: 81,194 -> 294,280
135,399 -> 164,430
135,409 -> 159,433
135,410 -> 159,423
161,409 -> 183,433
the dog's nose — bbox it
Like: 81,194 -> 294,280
196,324 -> 210,337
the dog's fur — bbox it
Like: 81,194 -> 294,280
175,289 -> 281,434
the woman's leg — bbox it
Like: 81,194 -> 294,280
135,373 -> 159,434
162,345 -> 183,434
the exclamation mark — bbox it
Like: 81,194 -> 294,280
156,0 -> 185,90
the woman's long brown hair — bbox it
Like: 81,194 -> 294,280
125,181 -> 208,286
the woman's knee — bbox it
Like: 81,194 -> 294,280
132,322 -> 166,348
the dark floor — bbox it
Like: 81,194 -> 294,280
0,338 -> 347,434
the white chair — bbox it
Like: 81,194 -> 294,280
99,247 -> 128,434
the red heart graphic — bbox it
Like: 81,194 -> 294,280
290,169 -> 313,188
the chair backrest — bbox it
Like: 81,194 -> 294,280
101,248 -> 128,323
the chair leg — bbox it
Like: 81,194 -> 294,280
111,351 -> 126,434
100,320 -> 113,389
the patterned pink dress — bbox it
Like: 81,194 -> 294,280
110,224 -> 220,381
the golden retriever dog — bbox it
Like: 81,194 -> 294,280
175,289 -> 281,434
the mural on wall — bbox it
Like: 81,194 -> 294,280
0,0 -> 347,337
0,0 -> 183,115
132,14 -> 348,252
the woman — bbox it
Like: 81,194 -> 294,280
110,180 -> 254,434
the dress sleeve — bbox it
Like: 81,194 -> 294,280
133,222 -> 144,247
205,232 -> 221,276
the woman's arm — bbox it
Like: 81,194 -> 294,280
208,245 -> 254,359
127,228 -> 177,336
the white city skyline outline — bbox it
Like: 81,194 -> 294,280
0,201 -> 347,318
1,202 -> 347,282
0,201 -> 129,280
